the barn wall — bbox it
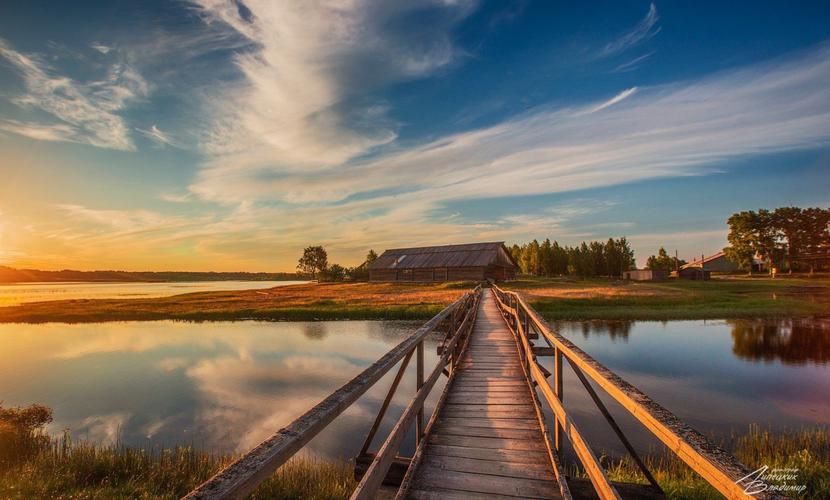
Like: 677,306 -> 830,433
447,267 -> 486,281
414,269 -> 434,282
369,270 -> 397,282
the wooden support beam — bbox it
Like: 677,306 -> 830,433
359,350 -> 414,457
567,358 -> 662,493
532,346 -> 555,356
530,362 -> 621,500
416,341 -> 425,444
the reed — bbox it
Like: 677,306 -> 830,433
0,434 -> 356,499
584,426 -> 830,499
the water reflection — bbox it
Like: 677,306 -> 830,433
551,320 -> 634,341
730,318 -> 830,365
0,280 -> 307,307
0,320 -> 436,459
557,318 -> 830,364
553,318 -> 830,455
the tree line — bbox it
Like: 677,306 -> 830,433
508,238 -> 635,278
724,206 -> 830,273
296,246 -> 377,281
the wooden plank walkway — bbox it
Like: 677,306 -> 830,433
406,290 -> 562,499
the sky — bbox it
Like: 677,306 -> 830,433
0,0 -> 829,272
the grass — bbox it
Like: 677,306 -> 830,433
0,433 -> 356,499
510,275 -> 830,320
592,426 -> 830,499
2,426 -> 827,499
0,281 -> 470,323
1,275 -> 827,323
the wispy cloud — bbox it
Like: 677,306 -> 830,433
90,42 -> 112,54
576,87 -> 638,115
0,119 -> 76,142
190,0 -> 476,174
599,3 -> 659,58
136,124 -> 182,148
612,51 -> 654,73
180,42 -> 830,264
0,38 -> 147,150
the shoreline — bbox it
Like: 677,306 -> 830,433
0,277 -> 827,324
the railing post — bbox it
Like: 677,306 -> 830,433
416,340 -> 424,444
554,346 -> 564,458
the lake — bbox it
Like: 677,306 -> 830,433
0,318 -> 827,460
0,280 -> 307,307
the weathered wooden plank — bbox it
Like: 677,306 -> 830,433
443,403 -> 535,413
434,424 -> 542,440
407,290 -> 561,499
423,444 -> 549,464
413,467 -> 561,499
429,433 -> 546,451
352,292 -> 480,500
420,454 -> 553,481
436,417 -> 541,430
408,487 -> 520,500
448,387 -> 527,394
446,395 -> 529,405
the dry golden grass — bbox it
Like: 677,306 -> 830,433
0,281 -> 469,323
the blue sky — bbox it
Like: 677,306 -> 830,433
0,1 -> 829,270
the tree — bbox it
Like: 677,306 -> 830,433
772,207 -> 804,272
366,249 -> 378,264
324,263 -> 346,282
725,212 -> 758,274
540,239 -> 553,276
297,245 -> 328,279
646,247 -> 686,272
725,210 -> 782,274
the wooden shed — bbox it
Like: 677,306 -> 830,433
624,269 -> 668,281
368,242 -> 518,282
678,267 -> 711,280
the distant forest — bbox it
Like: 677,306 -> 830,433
0,266 -> 300,283
508,238 -> 636,278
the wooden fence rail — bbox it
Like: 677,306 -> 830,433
491,285 -> 783,500
184,286 -> 480,500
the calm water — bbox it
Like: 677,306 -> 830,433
0,281 -> 307,307
0,318 -> 827,460
549,318 -> 830,454
0,320 -> 439,458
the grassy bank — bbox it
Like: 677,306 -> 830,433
0,282 -> 467,323
2,427 -> 827,499
0,276 -> 827,323
0,439 -> 355,499
595,426 -> 830,499
511,276 -> 830,321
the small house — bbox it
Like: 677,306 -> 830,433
368,242 -> 518,282
623,269 -> 668,281
678,267 -> 711,280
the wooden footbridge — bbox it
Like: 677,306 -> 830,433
186,286 -> 781,500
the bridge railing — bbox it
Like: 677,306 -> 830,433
492,285 -> 781,500
184,285 -> 481,500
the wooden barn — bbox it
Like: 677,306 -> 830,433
368,242 -> 518,282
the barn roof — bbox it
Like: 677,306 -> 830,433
369,242 -> 517,270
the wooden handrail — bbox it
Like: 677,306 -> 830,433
493,289 -> 619,499
184,286 -> 480,500
351,289 -> 480,499
492,285 -> 783,500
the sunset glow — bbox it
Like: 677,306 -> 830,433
1,2 -> 829,271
